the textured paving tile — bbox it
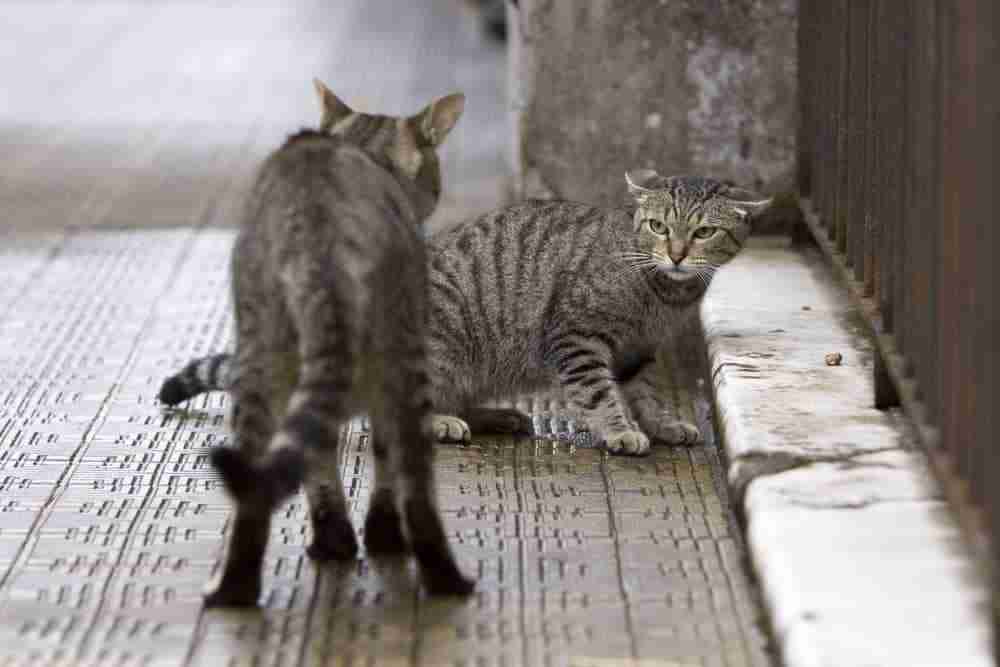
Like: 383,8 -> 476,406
0,2 -> 774,664
0,228 -> 775,666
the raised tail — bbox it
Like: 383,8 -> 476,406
158,353 -> 233,406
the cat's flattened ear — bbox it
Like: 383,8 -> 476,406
722,187 -> 772,219
416,93 -> 465,147
625,169 -> 661,199
313,78 -> 353,132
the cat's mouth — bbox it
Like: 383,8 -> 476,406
663,265 -> 699,282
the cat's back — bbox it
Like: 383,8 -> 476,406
432,199 -> 628,260
424,199 -> 631,367
259,130 -> 397,209
246,130 -> 418,262
429,199 -> 632,300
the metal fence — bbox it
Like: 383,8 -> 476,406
797,0 -> 999,634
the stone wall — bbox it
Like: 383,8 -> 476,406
507,0 -> 798,207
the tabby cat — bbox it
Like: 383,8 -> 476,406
201,79 -> 472,607
164,174 -> 770,458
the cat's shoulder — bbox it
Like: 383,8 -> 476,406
263,129 -> 383,182
273,129 -> 371,163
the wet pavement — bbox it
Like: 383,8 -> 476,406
0,2 -> 773,665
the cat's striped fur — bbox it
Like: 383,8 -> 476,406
202,80 -> 471,607
420,171 -> 769,455
163,170 -> 769,459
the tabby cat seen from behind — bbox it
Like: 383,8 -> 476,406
163,172 -> 770,459
202,79 -> 471,607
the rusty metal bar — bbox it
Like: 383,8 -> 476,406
798,0 -> 998,649
833,0 -> 850,254
845,0 -> 869,284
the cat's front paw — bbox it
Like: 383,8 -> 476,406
425,414 -> 471,443
650,418 -> 701,446
604,430 -> 651,456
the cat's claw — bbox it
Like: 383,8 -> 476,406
427,415 -> 471,443
604,430 -> 651,456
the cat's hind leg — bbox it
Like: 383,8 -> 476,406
397,417 -> 474,595
204,327 -> 285,607
361,428 -> 409,555
291,303 -> 359,563
619,360 -> 700,447
302,425 -> 358,562
425,408 -> 532,443
386,345 -> 473,595
461,407 -> 533,436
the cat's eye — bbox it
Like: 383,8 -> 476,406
693,226 -> 717,240
646,219 -> 668,235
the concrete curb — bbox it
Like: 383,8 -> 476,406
702,238 -> 992,666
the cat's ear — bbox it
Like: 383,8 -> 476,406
313,78 -> 354,132
625,169 -> 661,199
720,186 -> 772,219
415,93 -> 465,147
389,120 -> 424,179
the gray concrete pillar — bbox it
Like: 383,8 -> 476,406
507,0 -> 798,207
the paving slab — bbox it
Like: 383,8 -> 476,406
0,228 -> 774,666
704,238 -> 992,666
0,2 -> 776,664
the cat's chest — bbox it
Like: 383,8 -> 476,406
622,301 -> 698,345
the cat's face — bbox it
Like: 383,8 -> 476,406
313,79 -> 464,219
625,171 -> 771,286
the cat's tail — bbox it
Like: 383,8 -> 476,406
211,380 -> 346,513
210,446 -> 305,513
158,353 -> 233,406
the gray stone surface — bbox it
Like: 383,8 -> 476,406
703,239 -> 903,497
703,238 -> 992,666
507,0 -> 797,204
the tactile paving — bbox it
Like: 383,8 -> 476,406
0,227 -> 774,666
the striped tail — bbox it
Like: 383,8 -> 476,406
158,353 -> 233,406
212,372 -> 349,516
210,445 -> 306,514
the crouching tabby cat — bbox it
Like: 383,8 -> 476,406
164,174 -> 770,458
202,79 -> 472,607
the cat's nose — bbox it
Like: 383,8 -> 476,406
668,243 -> 688,266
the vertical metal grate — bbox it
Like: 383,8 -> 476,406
797,0 -> 1000,655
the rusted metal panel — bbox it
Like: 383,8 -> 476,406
940,0 -> 1000,518
799,0 -> 998,645
872,0 -> 909,335
796,0 -> 815,197
905,0 -> 942,426
833,0 -> 851,254
845,0 -> 870,286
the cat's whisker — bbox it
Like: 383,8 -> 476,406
693,265 -> 718,289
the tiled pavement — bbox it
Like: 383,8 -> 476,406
0,227 -> 773,665
0,1 -> 774,665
